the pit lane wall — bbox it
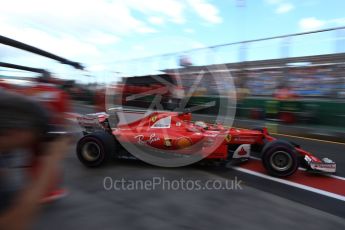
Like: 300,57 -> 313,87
236,97 -> 345,127
119,95 -> 345,128
188,96 -> 345,142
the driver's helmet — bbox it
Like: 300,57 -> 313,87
195,121 -> 208,129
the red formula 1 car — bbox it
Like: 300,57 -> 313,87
76,107 -> 336,177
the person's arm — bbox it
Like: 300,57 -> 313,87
0,137 -> 70,230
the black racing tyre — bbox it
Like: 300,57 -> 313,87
261,140 -> 299,177
76,131 -> 117,167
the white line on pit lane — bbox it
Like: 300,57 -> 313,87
231,166 -> 345,202
328,175 -> 345,181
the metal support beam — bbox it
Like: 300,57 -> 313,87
0,62 -> 48,74
0,35 -> 84,70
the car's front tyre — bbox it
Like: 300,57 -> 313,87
261,140 -> 299,177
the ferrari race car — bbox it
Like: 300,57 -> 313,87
76,107 -> 336,177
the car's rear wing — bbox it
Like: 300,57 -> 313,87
77,112 -> 110,134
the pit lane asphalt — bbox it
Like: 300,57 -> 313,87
33,103 -> 345,229
34,149 -> 345,230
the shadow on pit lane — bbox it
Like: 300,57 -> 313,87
64,154 -> 242,193
89,157 -> 233,174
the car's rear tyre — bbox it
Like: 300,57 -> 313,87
261,140 -> 299,177
76,131 -> 117,167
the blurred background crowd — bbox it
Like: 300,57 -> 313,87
1,27 -> 345,130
